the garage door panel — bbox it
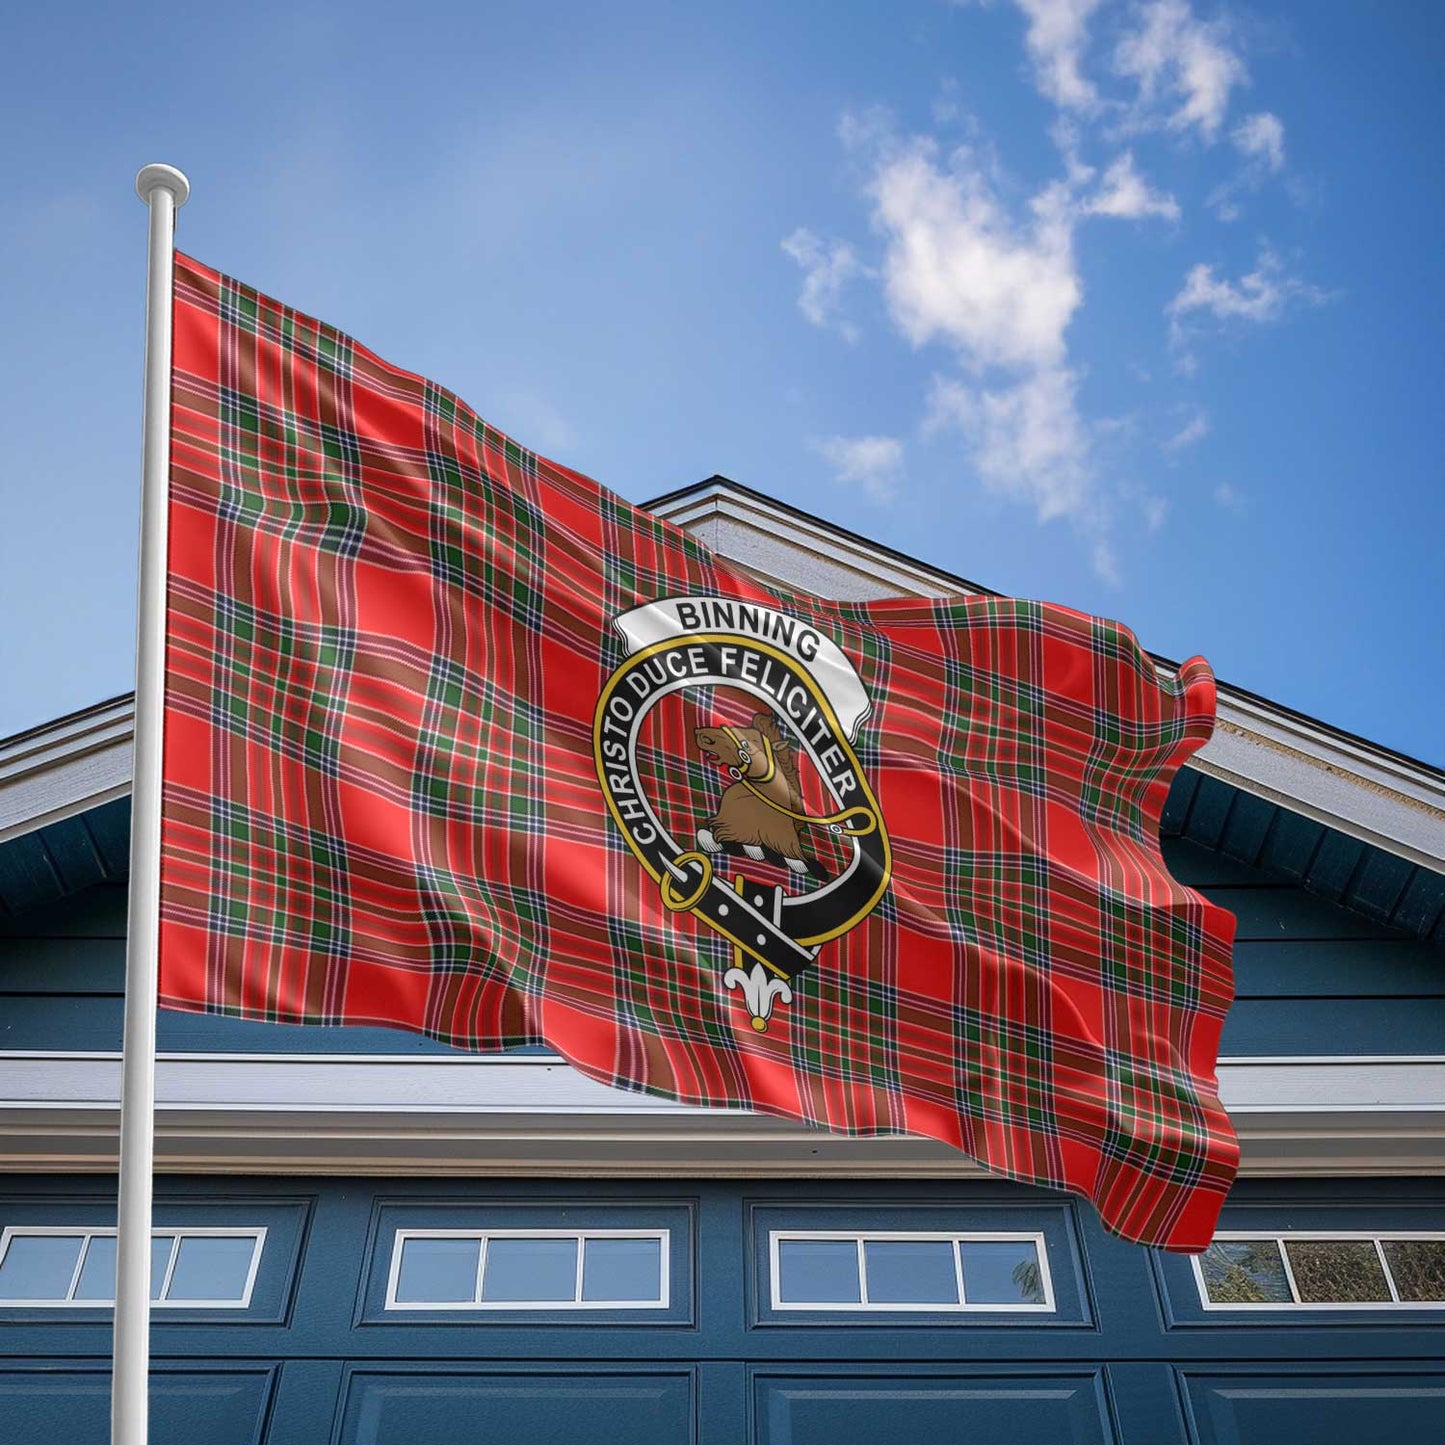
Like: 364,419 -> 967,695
1179,1371 -> 1445,1445
333,1366 -> 695,1445
0,1364 -> 277,1445
753,1369 -> 1114,1445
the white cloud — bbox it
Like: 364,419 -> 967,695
814,435 -> 905,502
1164,408 -> 1209,450
1209,111 -> 1287,218
1167,247 -> 1329,345
855,127 -> 1119,575
792,60 -> 1297,579
867,140 -> 1081,370
1214,481 -> 1244,509
926,366 -> 1092,523
1233,111 -> 1285,171
1014,0 -> 1105,112
1114,0 -> 1246,142
1083,151 -> 1180,220
781,228 -> 863,341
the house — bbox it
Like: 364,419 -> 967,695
1,477 -> 1442,1444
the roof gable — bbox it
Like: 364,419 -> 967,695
0,478 -> 1440,938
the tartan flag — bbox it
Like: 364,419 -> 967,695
158,252 -> 1237,1251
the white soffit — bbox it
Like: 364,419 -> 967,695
1,482 -> 1441,871
0,1052 -> 1441,1178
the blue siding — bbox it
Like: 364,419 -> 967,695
3,834 -> 1440,1059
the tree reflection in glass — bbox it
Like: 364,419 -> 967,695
1200,1240 -> 1292,1304
1382,1241 -> 1445,1303
1285,1240 -> 1390,1303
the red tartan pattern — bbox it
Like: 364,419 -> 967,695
158,252 -> 1238,1251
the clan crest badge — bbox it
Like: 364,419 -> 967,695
594,596 -> 892,1032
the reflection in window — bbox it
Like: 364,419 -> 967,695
1199,1240 -> 1292,1304
483,1237 -> 577,1302
582,1236 -> 664,1303
1382,1241 -> 1445,1303
386,1231 -> 668,1309
777,1239 -> 860,1305
0,1228 -> 263,1307
771,1232 -> 1053,1312
1286,1240 -> 1390,1304
865,1241 -> 956,1305
0,1234 -> 84,1300
1196,1234 -> 1445,1309
960,1241 -> 1047,1305
393,1235 -> 479,1304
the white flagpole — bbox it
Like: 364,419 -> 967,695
113,162 -> 189,1445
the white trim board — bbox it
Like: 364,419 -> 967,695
0,696 -> 133,845
0,1052 -> 1441,1178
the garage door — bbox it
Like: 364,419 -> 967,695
2,1176 -> 1443,1444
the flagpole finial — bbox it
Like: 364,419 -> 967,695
135,163 -> 190,207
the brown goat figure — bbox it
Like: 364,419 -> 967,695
694,711 -> 816,875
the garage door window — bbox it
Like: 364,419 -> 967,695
769,1232 -> 1053,1312
1196,1234 -> 1445,1309
386,1230 -> 669,1310
0,1227 -> 264,1308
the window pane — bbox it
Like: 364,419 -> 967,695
1382,1241 -> 1445,1303
150,1236 -> 175,1301
1200,1240 -> 1292,1304
581,1237 -> 662,1303
0,1235 -> 83,1299
776,1239 -> 860,1305
394,1236 -> 479,1304
863,1241 -> 958,1305
959,1241 -> 1045,1305
73,1235 -> 117,1301
165,1236 -> 257,1302
482,1237 -> 577,1303
1285,1240 -> 1391,1303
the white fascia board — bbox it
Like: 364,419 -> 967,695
0,697 -> 133,845
1189,704 -> 1444,870
0,1051 -> 1441,1178
1,485 -> 1441,870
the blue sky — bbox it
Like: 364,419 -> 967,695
1,1 -> 1440,763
